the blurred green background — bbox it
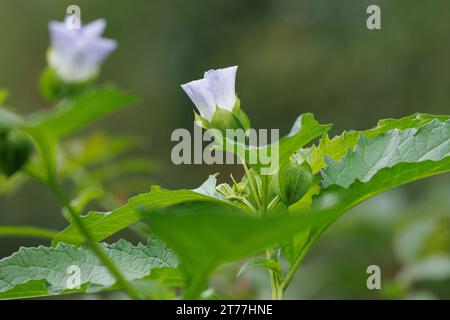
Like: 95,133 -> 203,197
0,0 -> 449,299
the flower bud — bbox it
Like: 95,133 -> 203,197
272,154 -> 313,206
0,131 -> 33,177
181,66 -> 250,133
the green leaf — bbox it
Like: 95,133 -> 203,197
321,119 -> 450,188
192,174 -> 222,199
0,88 -> 9,104
56,177 -> 237,245
303,113 -> 450,174
0,238 -> 180,299
283,113 -> 450,270
27,85 -> 137,140
63,187 -> 105,216
237,257 -> 282,277
214,113 -> 331,174
144,204 -> 331,298
285,121 -> 450,275
143,117 -> 450,298
21,86 -> 136,179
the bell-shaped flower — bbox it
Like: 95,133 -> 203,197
181,66 -> 238,122
47,18 -> 117,83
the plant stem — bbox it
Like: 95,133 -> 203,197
240,161 -> 283,299
0,225 -> 74,243
261,173 -> 283,299
48,179 -> 141,300
265,248 -> 283,300
281,239 -> 314,291
241,161 -> 262,210
267,195 -> 280,210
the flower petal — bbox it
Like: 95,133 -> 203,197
181,79 -> 216,121
204,66 -> 237,111
82,19 -> 107,38
47,18 -> 117,83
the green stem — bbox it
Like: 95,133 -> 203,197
267,196 -> 280,210
48,179 -> 141,300
240,161 -> 283,299
281,238 -> 315,291
241,161 -> 262,210
265,248 -> 283,300
0,225 -> 76,243
261,173 -> 283,300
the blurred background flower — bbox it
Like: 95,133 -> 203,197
48,18 -> 117,83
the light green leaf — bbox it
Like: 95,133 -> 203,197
0,238 -> 180,299
56,178 -> 237,245
214,113 -> 331,173
63,187 -> 105,216
27,86 -> 137,140
0,88 -> 9,104
16,86 -> 136,179
284,115 -> 450,272
288,140 -> 450,276
303,113 -> 450,174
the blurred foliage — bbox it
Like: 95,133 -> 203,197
0,0 -> 449,298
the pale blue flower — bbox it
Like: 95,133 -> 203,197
48,19 -> 117,83
181,66 -> 238,121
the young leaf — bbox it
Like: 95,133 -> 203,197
56,177 -> 239,245
0,238 -> 180,299
214,113 -> 331,173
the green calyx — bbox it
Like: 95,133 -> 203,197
272,154 -> 313,207
39,67 -> 93,101
0,130 -> 33,177
194,98 -> 251,134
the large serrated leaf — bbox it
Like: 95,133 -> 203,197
0,238 -> 180,299
303,113 -> 450,174
321,119 -> 450,188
